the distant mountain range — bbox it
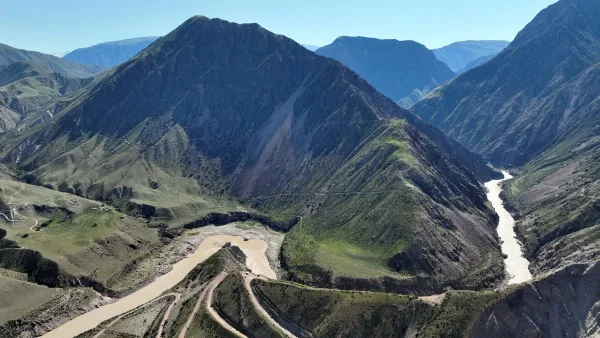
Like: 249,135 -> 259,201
63,37 -> 158,69
433,40 -> 509,72
0,43 -> 101,78
315,37 -> 456,107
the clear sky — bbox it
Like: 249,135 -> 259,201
4,0 -> 557,54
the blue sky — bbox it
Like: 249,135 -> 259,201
5,0 -> 557,54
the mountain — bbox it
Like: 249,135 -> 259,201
0,61 -> 92,133
315,37 -> 456,105
457,53 -> 497,74
0,16 -> 502,293
0,43 -> 101,78
412,0 -> 600,278
301,44 -> 320,51
63,36 -> 159,69
433,40 -> 509,72
413,0 -> 600,167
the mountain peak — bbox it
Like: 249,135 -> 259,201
316,36 -> 455,103
413,0 -> 600,167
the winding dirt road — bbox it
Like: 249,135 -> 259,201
0,182 -> 39,229
242,272 -> 297,338
155,293 -> 183,338
91,293 -> 180,338
178,283 -> 210,338
206,272 -> 247,338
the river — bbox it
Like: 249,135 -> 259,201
41,235 -> 275,338
485,171 -> 532,285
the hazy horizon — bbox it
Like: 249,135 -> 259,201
5,0 -> 556,54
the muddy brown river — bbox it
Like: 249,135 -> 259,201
485,171 -> 533,284
42,235 -> 275,338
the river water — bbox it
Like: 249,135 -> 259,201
485,171 -> 532,285
42,235 -> 275,338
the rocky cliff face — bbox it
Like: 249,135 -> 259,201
0,16 -> 501,290
471,262 -> 600,337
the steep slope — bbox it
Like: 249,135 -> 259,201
413,0 -> 600,280
0,61 -> 92,134
432,40 -> 509,72
0,16 -> 501,291
63,37 -> 159,69
412,0 -> 600,168
315,37 -> 456,104
471,262 -> 600,338
0,43 -> 101,78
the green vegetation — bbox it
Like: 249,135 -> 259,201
2,203 -> 160,282
18,210 -> 120,258
419,291 -> 505,337
252,278 -> 506,338
0,276 -> 60,325
315,240 -> 408,278
213,273 -> 284,337
253,278 -> 434,337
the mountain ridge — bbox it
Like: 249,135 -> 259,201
315,36 -> 456,105
0,43 -> 101,78
63,36 -> 159,69
432,40 -> 509,72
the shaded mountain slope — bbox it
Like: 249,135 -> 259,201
0,16 -> 501,291
412,0 -> 600,167
471,261 -> 600,337
432,40 -> 509,73
0,61 -> 93,134
63,36 -> 159,69
0,43 -> 101,78
316,37 -> 456,103
413,0 -> 600,281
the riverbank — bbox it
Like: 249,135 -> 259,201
42,232 -> 277,338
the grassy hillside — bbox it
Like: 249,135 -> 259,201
0,179 -> 161,289
252,278 -> 505,338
